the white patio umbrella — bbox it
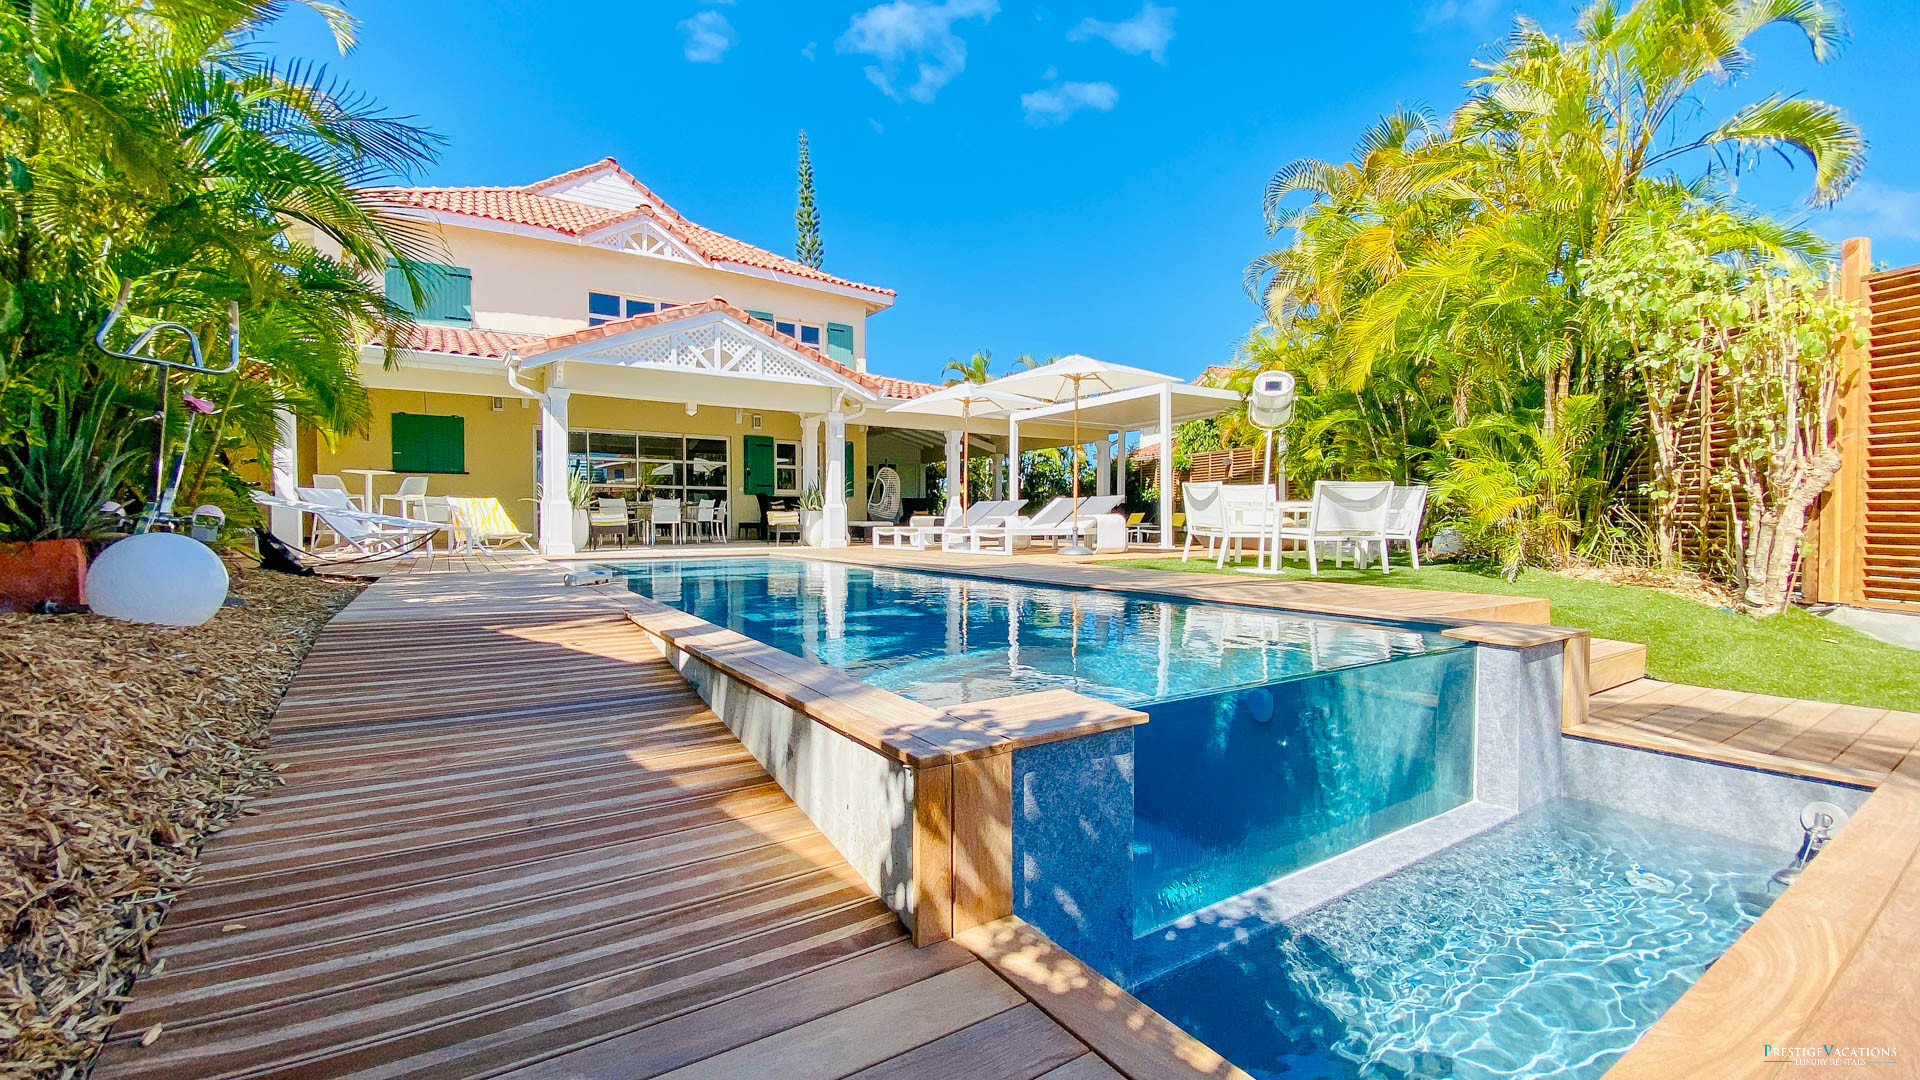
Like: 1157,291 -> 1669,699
986,355 -> 1177,553
888,384 -> 1042,515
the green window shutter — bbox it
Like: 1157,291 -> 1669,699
742,435 -> 775,495
845,442 -> 856,498
746,310 -> 774,326
825,323 -> 855,365
391,413 -> 466,474
386,262 -> 472,325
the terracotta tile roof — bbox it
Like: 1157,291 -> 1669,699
383,324 -> 544,359
369,158 -> 894,298
512,297 -> 939,400
1195,364 -> 1244,387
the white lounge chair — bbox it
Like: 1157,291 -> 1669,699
1386,484 -> 1429,568
962,495 -> 1125,555
444,496 -> 537,553
261,488 -> 447,557
310,473 -> 364,511
877,499 -> 1015,549
1278,480 -> 1394,575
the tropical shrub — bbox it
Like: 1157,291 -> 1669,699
0,387 -> 139,540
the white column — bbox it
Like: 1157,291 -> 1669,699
268,408 -> 302,543
539,387 -> 574,555
1158,383 -> 1174,550
1095,436 -> 1113,497
1007,416 -> 1022,502
801,416 -> 821,494
943,429 -> 964,508
1117,431 -> 1129,504
991,437 -> 1005,499
822,409 -> 848,547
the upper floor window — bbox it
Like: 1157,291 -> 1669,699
744,310 -> 823,348
588,291 -> 677,326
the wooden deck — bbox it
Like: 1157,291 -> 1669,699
1572,677 -> 1920,789
89,568 -> 1181,1080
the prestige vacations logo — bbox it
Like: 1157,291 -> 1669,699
1763,1043 -> 1901,1067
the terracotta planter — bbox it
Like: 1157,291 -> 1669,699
0,539 -> 88,612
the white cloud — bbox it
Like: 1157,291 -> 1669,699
1820,181 -> 1920,243
1021,80 -> 1118,126
868,117 -> 886,133
678,10 -> 736,63
837,0 -> 1000,103
801,40 -> 818,60
1421,0 -> 1499,29
1068,2 -> 1176,63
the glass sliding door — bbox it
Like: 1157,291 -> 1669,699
539,428 -> 731,503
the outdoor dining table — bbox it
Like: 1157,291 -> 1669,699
338,468 -> 394,513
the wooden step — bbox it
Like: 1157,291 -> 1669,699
1588,637 -> 1648,693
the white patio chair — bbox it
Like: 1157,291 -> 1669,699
287,487 -> 446,556
961,496 -> 1125,555
951,497 -> 1074,553
378,475 -> 428,519
693,499 -> 724,542
1279,480 -> 1395,575
588,497 -> 631,549
650,498 -> 683,545
1386,484 -> 1429,568
311,473 -> 364,511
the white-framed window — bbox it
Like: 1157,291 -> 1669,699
587,290 -> 678,326
773,440 -> 800,495
774,319 -> 824,348
535,428 -> 729,502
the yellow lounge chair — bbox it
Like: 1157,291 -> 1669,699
445,496 -> 537,553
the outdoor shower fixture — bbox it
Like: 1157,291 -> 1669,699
83,280 -> 241,626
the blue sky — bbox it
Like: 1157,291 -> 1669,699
268,1 -> 1920,384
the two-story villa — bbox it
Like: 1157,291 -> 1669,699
276,158 -> 994,553
277,157 -> 1217,553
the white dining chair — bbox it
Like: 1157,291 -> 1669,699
651,498 -> 682,545
1279,480 -> 1395,575
379,475 -> 429,519
312,473 -> 364,511
694,500 -> 723,542
1386,484 -> 1430,568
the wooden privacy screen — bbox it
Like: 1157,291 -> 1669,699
1806,238 -> 1920,608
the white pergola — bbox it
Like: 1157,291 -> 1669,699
1002,382 -> 1242,549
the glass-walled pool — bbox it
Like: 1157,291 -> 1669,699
611,556 -> 1477,931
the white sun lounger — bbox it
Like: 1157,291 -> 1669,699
253,489 -> 450,557
961,495 -> 1126,555
875,499 -> 1016,549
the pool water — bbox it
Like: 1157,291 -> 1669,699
1133,800 -> 1779,1080
611,557 -> 1478,930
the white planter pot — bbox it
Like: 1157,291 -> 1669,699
571,508 -> 590,550
799,510 -> 830,547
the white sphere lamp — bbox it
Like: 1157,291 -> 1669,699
86,532 -> 230,626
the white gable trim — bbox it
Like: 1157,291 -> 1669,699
589,218 -> 706,265
515,310 -> 877,400
541,170 -> 654,210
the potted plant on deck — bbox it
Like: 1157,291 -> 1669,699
567,474 -> 593,550
797,484 -> 828,547
0,390 -> 138,611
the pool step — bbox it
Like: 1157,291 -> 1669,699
1588,638 -> 1648,693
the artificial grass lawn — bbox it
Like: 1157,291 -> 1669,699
1106,555 -> 1920,712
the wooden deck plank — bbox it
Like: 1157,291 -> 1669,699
90,567 -> 1101,1080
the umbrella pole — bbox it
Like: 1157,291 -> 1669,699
1060,375 -> 1095,555
960,405 -> 970,514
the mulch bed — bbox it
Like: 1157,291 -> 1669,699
0,566 -> 365,1078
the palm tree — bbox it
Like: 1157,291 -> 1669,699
942,350 -> 993,385
0,0 -> 440,521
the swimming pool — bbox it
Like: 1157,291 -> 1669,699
1134,800 -> 1779,1079
611,556 -> 1479,931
